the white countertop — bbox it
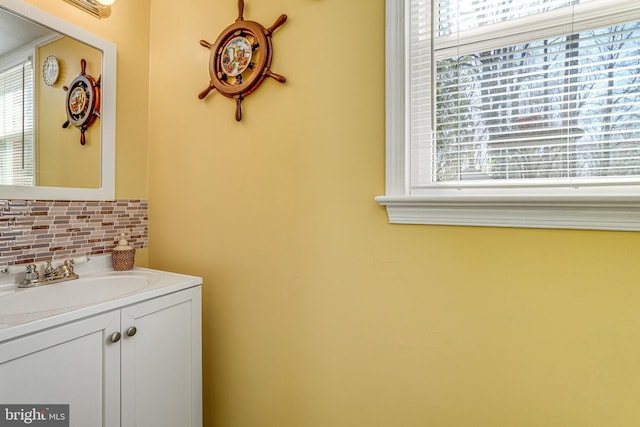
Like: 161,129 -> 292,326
0,255 -> 202,342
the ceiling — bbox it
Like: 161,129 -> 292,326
0,8 -> 54,57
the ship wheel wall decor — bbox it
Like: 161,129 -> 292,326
62,58 -> 101,146
199,0 -> 287,121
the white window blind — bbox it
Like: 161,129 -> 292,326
413,0 -> 640,186
376,0 -> 640,230
0,57 -> 34,186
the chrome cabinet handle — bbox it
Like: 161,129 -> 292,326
110,332 -> 121,343
126,326 -> 137,337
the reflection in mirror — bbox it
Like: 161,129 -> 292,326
0,0 -> 115,200
39,34 -> 102,188
0,6 -> 101,188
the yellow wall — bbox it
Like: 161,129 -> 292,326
19,0 -> 640,426
147,1 -> 640,426
37,36 -> 101,188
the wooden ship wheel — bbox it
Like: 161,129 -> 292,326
62,59 -> 101,146
199,0 -> 287,121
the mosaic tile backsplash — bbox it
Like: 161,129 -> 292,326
0,199 -> 148,266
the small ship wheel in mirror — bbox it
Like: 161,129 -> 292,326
199,0 -> 287,121
62,58 -> 101,146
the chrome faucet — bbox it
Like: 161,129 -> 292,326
18,259 -> 79,288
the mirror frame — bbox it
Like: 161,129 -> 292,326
0,0 -> 115,200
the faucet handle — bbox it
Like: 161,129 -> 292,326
64,259 -> 75,273
44,261 -> 54,275
24,264 -> 39,281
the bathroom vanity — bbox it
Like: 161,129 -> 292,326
0,256 -> 202,427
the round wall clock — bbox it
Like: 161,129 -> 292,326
199,0 -> 287,121
62,58 -> 101,146
42,55 -> 59,86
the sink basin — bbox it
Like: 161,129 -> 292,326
0,259 -> 202,341
0,270 -> 159,316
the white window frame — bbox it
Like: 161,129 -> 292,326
0,45 -> 36,187
375,0 -> 640,231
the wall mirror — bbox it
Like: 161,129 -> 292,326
0,0 -> 115,200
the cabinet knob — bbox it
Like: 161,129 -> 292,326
110,332 -> 121,343
126,326 -> 137,337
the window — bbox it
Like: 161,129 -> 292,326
0,50 -> 34,187
376,0 -> 640,230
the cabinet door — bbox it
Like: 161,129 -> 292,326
120,287 -> 202,427
0,311 -> 121,427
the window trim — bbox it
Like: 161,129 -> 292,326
375,0 -> 640,231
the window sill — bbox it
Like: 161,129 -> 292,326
375,194 -> 640,231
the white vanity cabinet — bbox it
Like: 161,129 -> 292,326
0,285 -> 202,427
120,287 -> 202,427
0,310 -> 121,425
